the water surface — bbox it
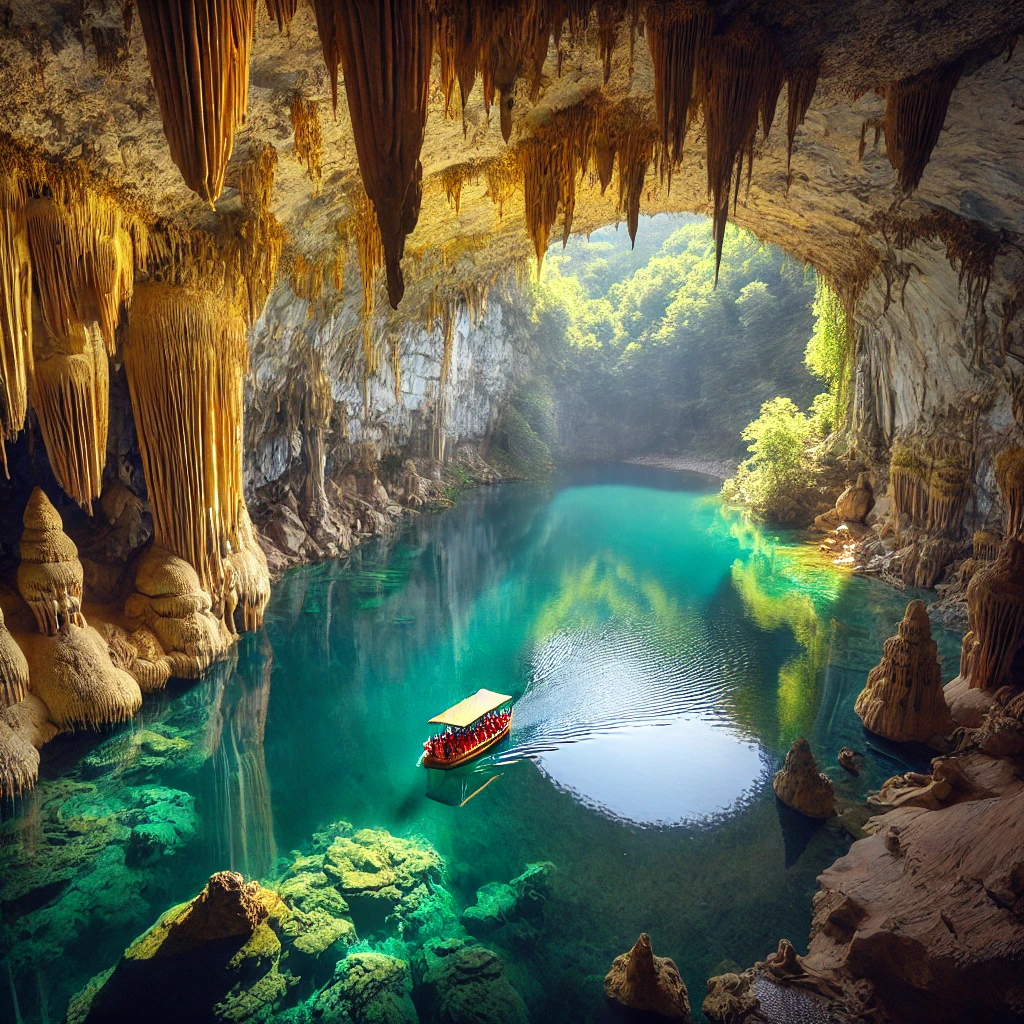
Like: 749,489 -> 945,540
0,465 -> 962,1023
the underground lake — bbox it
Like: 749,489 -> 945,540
0,465 -> 965,1023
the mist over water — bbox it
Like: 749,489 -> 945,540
0,465 -> 963,1023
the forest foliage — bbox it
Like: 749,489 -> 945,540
521,215 -> 820,461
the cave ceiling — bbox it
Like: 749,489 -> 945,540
0,0 -> 1021,333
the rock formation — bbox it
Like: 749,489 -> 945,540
16,488 -> 84,635
836,472 -> 875,524
604,933 -> 692,1020
0,605 -> 29,707
460,861 -> 554,940
772,738 -> 835,819
995,445 -> 1024,540
310,952 -> 417,1024
854,600 -> 954,745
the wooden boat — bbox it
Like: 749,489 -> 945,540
423,688 -> 513,770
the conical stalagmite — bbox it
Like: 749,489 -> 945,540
135,0 -> 257,203
16,487 -> 85,636
0,155 -> 32,476
772,737 -> 835,818
310,0 -> 433,309
855,600 -> 953,745
883,60 -> 963,195
0,606 -> 29,708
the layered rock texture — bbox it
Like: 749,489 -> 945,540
604,933 -> 692,1021
772,738 -> 836,819
854,600 -> 954,745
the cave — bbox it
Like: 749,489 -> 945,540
0,2 -> 1023,1023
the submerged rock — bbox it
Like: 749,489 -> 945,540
702,971 -> 765,1024
413,938 -> 529,1024
310,952 -> 417,1024
772,739 -> 835,819
460,861 -> 553,940
274,856 -> 356,958
66,871 -> 292,1024
604,933 -> 691,1021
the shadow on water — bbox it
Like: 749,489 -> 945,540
0,465 -> 966,1024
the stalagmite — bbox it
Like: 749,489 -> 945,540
0,607 -> 29,709
855,600 -> 953,745
0,707 -> 40,801
31,622 -> 142,731
0,154 -> 32,476
123,281 -> 249,603
135,0 -> 257,203
772,737 -> 835,818
704,22 -> 781,283
962,538 -> 1024,691
883,60 -> 963,195
926,449 -> 970,535
226,503 -> 272,632
994,445 -> 1024,540
890,438 -> 928,528
102,621 -> 174,693
644,0 -> 713,172
311,0 -> 433,309
291,93 -> 323,189
30,320 -> 109,512
604,934 -> 692,1020
125,545 -> 235,678
16,487 -> 85,636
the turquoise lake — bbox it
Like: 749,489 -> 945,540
0,465 -> 964,1023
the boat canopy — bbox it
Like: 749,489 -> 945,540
428,689 -> 512,728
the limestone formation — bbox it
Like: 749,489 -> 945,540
994,445 -> 1024,540
31,622 -> 142,731
772,738 -> 835,819
414,940 -> 529,1024
16,488 -> 85,635
0,692 -> 54,800
837,747 -> 859,775
604,933 -> 692,1021
854,600 -> 954,745
125,546 -> 236,679
702,970 -> 766,1024
960,538 -> 1024,691
973,529 -> 1002,562
66,871 -> 291,1024
0,605 -> 29,708
835,472 -> 875,524
310,952 -> 417,1024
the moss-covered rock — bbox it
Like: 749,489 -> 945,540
310,952 -> 417,1024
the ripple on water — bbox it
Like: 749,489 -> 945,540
496,617 -> 769,826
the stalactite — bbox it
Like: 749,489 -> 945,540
0,155 -> 32,477
389,333 -> 402,401
290,93 -> 323,190
994,446 -> 1024,540
30,321 -> 109,513
16,488 -> 85,636
596,1 -> 618,83
25,193 -> 134,356
0,708 -> 40,802
441,161 -> 481,216
265,0 -> 298,32
123,281 -> 249,602
310,0 -> 433,309
963,538 -> 1024,691
925,449 -> 970,536
644,0 -> 713,173
485,150 -> 519,220
135,0 -> 257,203
704,22 -> 780,285
432,298 -> 458,463
290,254 -> 324,302
889,438 -> 929,529
883,59 -> 964,195
974,530 -> 1002,562
785,63 -> 819,178
615,109 -> 655,246
0,608 -> 29,710
438,3 -> 482,126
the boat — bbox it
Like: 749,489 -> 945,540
423,688 -> 513,769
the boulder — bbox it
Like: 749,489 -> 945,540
772,739 -> 835,819
604,933 -> 691,1020
854,600 -> 954,745
835,472 -> 875,524
703,971 -> 766,1024
460,861 -> 553,939
311,952 -> 417,1024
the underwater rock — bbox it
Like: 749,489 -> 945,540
122,786 -> 198,866
460,861 -> 553,940
413,939 -> 529,1024
604,933 -> 691,1021
80,724 -> 192,780
310,952 -> 417,1024
837,747 -> 859,775
66,871 -> 292,1024
322,827 -> 441,933
16,487 -> 85,635
702,970 -> 766,1024
772,738 -> 835,819
274,855 -> 356,958
854,600 -> 954,746
30,621 -> 142,731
